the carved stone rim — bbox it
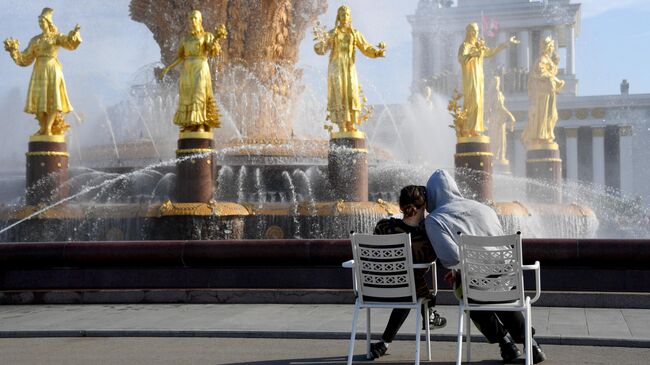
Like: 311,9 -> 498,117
526,158 -> 562,163
331,131 -> 366,140
29,135 -> 65,143
176,148 -> 214,155
527,142 -> 559,151
455,152 -> 493,157
458,135 -> 490,144
179,131 -> 214,140
25,151 -> 70,157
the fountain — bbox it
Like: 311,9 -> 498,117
0,1 -> 646,242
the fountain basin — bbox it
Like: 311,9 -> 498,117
1,238 -> 649,307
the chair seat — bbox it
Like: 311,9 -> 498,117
463,300 -> 528,312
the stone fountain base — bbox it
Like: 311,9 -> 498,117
0,200 -> 401,242
0,199 -> 599,242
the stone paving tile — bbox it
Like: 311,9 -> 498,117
547,307 -> 588,336
622,308 -> 650,339
585,308 -> 630,338
531,307 -> 550,334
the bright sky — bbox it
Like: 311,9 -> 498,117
0,0 -> 649,116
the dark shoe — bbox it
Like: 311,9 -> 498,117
531,344 -> 547,364
499,338 -> 522,363
369,341 -> 388,359
422,309 -> 447,330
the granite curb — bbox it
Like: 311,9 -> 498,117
1,330 -> 648,348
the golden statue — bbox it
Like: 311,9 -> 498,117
3,8 -> 81,137
313,6 -> 386,135
457,22 -> 517,139
522,36 -> 565,148
487,76 -> 515,162
161,10 -> 227,133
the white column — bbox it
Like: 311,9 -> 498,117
433,35 -> 443,75
565,128 -> 578,181
619,130 -> 634,195
452,32 -> 463,74
412,33 -> 423,91
422,35 -> 430,76
517,30 -> 530,70
592,128 -> 606,187
566,26 -> 575,75
496,30 -> 507,67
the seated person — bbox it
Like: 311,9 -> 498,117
369,185 -> 447,359
424,169 -> 546,364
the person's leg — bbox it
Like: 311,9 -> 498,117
495,311 -> 528,343
454,276 -> 522,361
381,308 -> 410,343
469,311 -> 522,362
496,311 -> 546,363
370,308 -> 410,359
468,311 -> 508,343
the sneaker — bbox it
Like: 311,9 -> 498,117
531,344 -> 547,364
499,338 -> 522,363
369,341 -> 388,359
429,310 -> 447,329
422,309 -> 447,330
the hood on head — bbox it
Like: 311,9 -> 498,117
425,169 -> 463,213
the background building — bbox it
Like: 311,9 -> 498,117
408,0 -> 650,202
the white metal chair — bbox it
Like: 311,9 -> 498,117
455,232 -> 541,365
342,232 -> 437,365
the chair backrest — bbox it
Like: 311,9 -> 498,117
457,232 -> 525,306
351,233 -> 418,305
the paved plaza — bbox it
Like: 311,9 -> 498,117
1,304 -> 649,364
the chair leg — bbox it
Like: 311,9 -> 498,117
456,307 -> 464,365
366,308 -> 371,359
347,303 -> 360,365
525,305 -> 532,365
425,301 -> 431,360
415,302 -> 422,365
466,310 -> 471,363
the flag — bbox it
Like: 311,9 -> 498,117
481,13 -> 499,38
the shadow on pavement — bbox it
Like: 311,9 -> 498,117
221,353 -> 505,364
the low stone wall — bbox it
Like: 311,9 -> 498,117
1,239 -> 649,305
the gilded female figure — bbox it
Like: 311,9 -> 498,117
458,22 -> 517,138
487,76 -> 515,162
314,6 -> 385,133
522,36 -> 564,147
161,10 -> 227,133
4,8 -> 81,136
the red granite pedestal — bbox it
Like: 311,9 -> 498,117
526,142 -> 562,203
454,136 -> 493,202
175,131 -> 215,203
26,135 -> 69,205
328,131 -> 368,202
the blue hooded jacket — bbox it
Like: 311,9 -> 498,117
424,169 -> 504,268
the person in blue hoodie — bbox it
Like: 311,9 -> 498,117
424,169 -> 546,364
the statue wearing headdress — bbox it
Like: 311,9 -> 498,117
457,22 -> 517,139
522,36 -> 564,147
161,10 -> 227,133
313,6 -> 386,134
4,8 -> 81,136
